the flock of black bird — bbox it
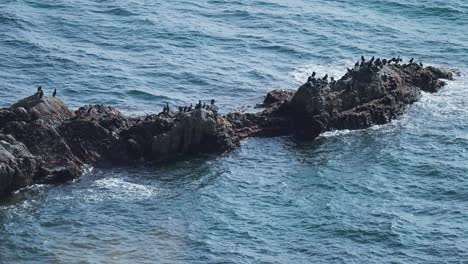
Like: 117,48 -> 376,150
34,56 -> 419,116
164,99 -> 216,114
305,56 -> 424,86
33,85 -> 216,117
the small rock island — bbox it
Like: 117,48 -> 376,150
0,59 -> 453,197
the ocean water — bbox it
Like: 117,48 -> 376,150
1,0 -> 468,263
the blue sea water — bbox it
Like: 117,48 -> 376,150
1,0 -> 468,263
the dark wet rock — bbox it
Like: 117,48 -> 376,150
259,89 -> 295,108
58,119 -> 119,164
114,109 -> 239,163
74,104 -> 135,132
288,63 -> 453,139
0,60 -> 454,197
0,134 -> 38,196
2,121 -> 80,168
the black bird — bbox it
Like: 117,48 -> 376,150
382,59 -> 387,65
211,99 -> 215,105
162,105 -> 167,113
361,56 -> 365,62
322,74 -> 328,81
355,61 -> 359,67
311,71 -> 316,77
307,76 -> 312,82
39,90 -> 44,98
202,103 -> 206,109
419,62 -> 423,67
188,104 -> 193,111
409,58 -> 414,64
375,58 -> 381,66
52,88 -> 57,97
37,86 -> 42,92
370,56 -> 375,63
178,106 -> 183,112
166,102 -> 170,113
183,106 -> 188,112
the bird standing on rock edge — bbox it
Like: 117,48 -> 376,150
52,88 -> 57,97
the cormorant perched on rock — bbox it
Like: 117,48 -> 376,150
375,58 -> 381,66
322,74 -> 328,82
52,88 -> 57,97
37,86 -> 42,92
178,106 -> 183,112
166,102 -> 170,113
162,105 -> 167,113
355,61 -> 359,67
211,99 -> 215,105
419,62 -> 423,67
409,58 -> 414,64
39,90 -> 44,98
202,103 -> 206,109
183,106 -> 187,112
311,71 -> 316,77
361,56 -> 365,62
195,100 -> 202,109
188,104 -> 193,111
370,56 -> 375,64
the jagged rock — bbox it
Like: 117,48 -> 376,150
74,104 -> 135,132
58,120 -> 118,164
114,109 -> 239,163
2,121 -> 80,167
0,61 -> 455,197
10,95 -> 74,126
259,89 -> 295,108
0,134 -> 38,196
289,63 -> 453,138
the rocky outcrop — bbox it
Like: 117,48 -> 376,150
0,59 -> 454,197
287,62 -> 453,139
0,97 -> 239,196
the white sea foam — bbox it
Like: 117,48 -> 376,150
90,177 -> 160,201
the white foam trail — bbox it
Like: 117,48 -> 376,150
90,177 -> 160,201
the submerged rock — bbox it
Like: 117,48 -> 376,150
0,60 -> 454,197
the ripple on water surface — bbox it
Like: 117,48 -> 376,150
1,0 -> 468,263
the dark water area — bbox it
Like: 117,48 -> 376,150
1,0 -> 467,263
